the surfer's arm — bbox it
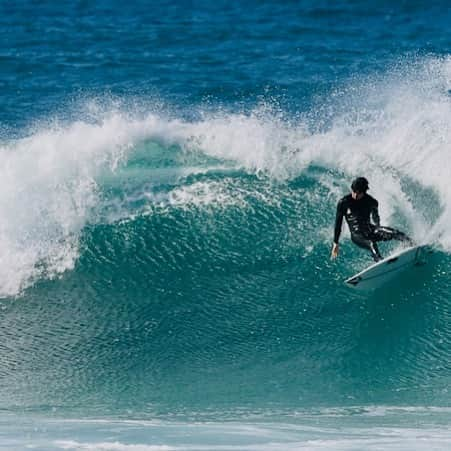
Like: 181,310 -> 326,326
331,200 -> 345,259
333,199 -> 345,244
371,201 -> 380,227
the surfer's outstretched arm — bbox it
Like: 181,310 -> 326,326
331,200 -> 345,259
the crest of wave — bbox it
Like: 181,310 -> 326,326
171,57 -> 451,248
3,56 -> 451,296
0,112 -> 156,297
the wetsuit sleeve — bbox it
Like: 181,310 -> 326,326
333,199 -> 345,244
371,200 -> 380,227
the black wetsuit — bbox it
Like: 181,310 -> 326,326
334,193 -> 412,261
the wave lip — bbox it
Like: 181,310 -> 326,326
0,113 -> 144,297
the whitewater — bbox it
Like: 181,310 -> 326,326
1,58 -> 450,297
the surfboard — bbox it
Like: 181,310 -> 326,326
344,245 -> 430,290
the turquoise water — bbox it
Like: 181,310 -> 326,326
2,1 -> 451,448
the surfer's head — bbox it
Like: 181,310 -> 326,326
351,177 -> 369,200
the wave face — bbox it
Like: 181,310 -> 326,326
1,55 -> 451,415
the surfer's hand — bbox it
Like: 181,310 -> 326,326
331,243 -> 339,260
331,244 -> 339,259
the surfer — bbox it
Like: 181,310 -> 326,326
331,177 -> 413,262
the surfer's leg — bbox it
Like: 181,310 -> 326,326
351,233 -> 383,262
373,226 -> 414,245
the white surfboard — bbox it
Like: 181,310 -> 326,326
345,245 -> 430,290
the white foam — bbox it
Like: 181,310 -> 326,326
21,409 -> 451,451
56,441 -> 174,451
0,113 -> 152,297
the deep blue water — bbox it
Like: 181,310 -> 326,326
2,1 -> 451,449
3,1 -> 451,128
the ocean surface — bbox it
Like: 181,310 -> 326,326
1,1 -> 451,449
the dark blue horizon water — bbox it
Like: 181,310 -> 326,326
2,1 -> 451,449
2,1 -> 451,129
